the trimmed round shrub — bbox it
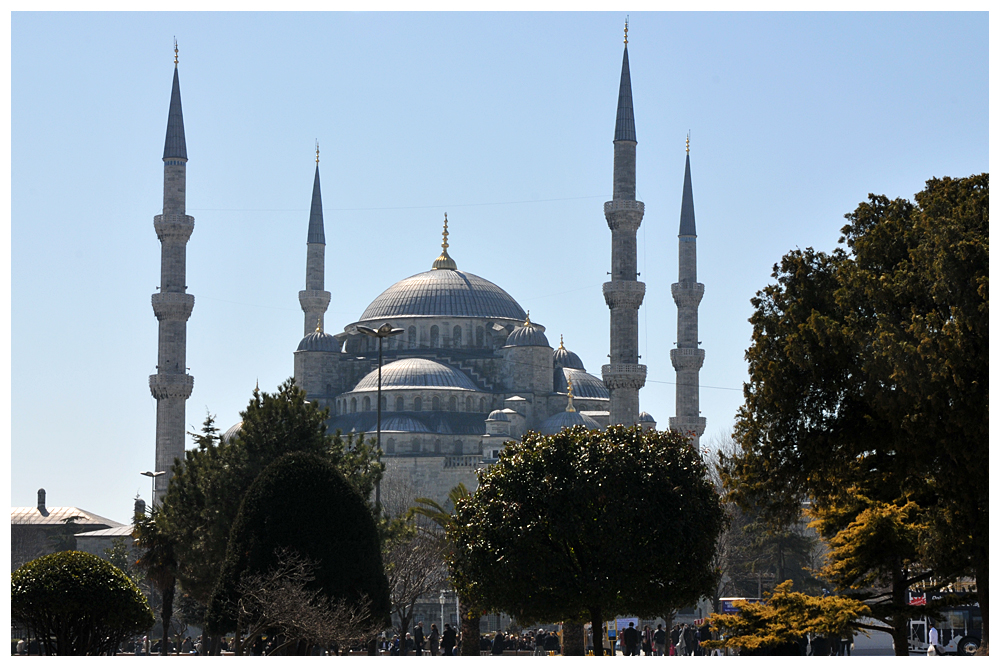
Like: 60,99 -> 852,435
11,550 -> 154,655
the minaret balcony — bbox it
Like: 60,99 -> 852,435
151,292 -> 195,321
604,199 -> 644,232
671,281 -> 705,307
149,372 -> 194,400
668,416 -> 707,438
603,281 -> 645,309
602,363 -> 647,390
670,347 -> 705,371
153,214 -> 195,243
299,289 -> 332,312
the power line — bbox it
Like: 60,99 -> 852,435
188,194 -> 605,213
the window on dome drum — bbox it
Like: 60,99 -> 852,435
395,396 -> 404,411
363,396 -> 371,412
411,438 -> 420,453
430,325 -> 439,347
453,326 -> 462,347
326,383 -> 332,395
432,396 -> 441,411
466,396 -> 473,412
381,396 -> 387,410
479,398 -> 486,412
434,440 -> 441,454
386,438 -> 395,454
449,396 -> 457,412
351,397 -> 357,413
414,397 -> 422,411
454,440 -> 463,455
476,326 -> 484,347
408,326 -> 417,348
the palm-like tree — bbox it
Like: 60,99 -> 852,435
133,508 -> 177,655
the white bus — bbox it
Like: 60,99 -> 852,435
907,593 -> 982,656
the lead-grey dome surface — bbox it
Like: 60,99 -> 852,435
538,410 -> 603,435
553,345 -> 585,370
505,323 -> 549,348
486,409 -> 509,422
556,367 -> 610,399
296,330 -> 340,352
353,358 -> 479,392
359,269 -> 526,321
638,411 -> 656,423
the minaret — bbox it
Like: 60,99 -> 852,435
669,136 -> 706,448
149,41 -> 194,501
602,20 -> 647,426
299,143 -> 331,335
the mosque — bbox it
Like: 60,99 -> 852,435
149,28 -> 706,503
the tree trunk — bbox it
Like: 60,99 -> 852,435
973,543 -> 989,655
159,581 -> 175,655
563,621 -> 585,656
590,607 -> 605,657
210,634 -> 222,656
890,563 -> 909,656
459,602 -> 480,656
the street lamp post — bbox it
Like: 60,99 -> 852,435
357,322 -> 404,512
140,471 -> 165,509
439,591 -> 447,636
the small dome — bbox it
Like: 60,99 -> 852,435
221,421 -> 243,444
638,411 -> 656,423
552,345 -> 584,370
486,409 -> 509,422
505,315 -> 549,348
297,330 -> 340,352
353,358 -> 478,392
556,368 -> 610,399
538,410 -> 602,435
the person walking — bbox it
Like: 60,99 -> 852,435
623,622 -> 640,656
491,632 -> 505,656
429,623 -> 440,656
441,624 -> 457,656
642,625 -> 653,656
414,622 -> 425,656
653,624 -> 666,656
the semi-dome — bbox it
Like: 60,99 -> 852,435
505,315 -> 549,348
555,367 -> 610,399
221,421 -> 243,444
486,409 -> 509,422
538,410 -> 603,435
552,336 -> 585,370
296,330 -> 340,352
352,358 -> 479,392
359,269 -> 526,322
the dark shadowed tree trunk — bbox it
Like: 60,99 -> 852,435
563,620 -> 585,655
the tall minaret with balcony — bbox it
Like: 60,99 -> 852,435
149,42 -> 195,501
602,21 -> 647,426
669,137 -> 706,448
299,143 -> 331,335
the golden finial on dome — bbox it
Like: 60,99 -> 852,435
316,318 -> 323,333
524,311 -> 531,326
624,17 -> 629,45
559,334 -> 565,350
174,37 -> 179,66
686,131 -> 690,154
431,213 -> 457,270
566,379 -> 576,412
315,140 -> 320,165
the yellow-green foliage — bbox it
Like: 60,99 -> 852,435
704,581 -> 869,651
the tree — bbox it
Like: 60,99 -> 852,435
11,551 -> 154,655
103,536 -> 139,584
133,507 -> 177,655
704,581 -> 870,655
159,382 -> 383,641
726,174 -> 988,653
449,425 -> 725,656
384,532 -> 448,654
206,451 -> 390,652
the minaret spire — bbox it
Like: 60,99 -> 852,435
150,45 -> 195,502
299,145 -> 331,336
602,26 -> 647,426
431,213 -> 458,270
669,141 -> 706,448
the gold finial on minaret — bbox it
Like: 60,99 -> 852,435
559,334 -> 565,350
524,311 -> 531,326
566,379 -> 576,412
686,131 -> 690,154
316,318 -> 323,333
315,140 -> 320,164
624,17 -> 629,45
431,212 -> 457,270
173,37 -> 178,66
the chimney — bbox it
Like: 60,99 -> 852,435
37,488 -> 47,514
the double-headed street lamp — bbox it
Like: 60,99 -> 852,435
140,470 -> 165,509
357,322 -> 404,512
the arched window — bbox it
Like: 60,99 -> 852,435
476,326 -> 484,347
386,438 -> 396,454
432,396 -> 441,411
350,397 -> 357,413
453,326 -> 462,347
411,438 -> 420,453
326,383 -> 332,395
479,398 -> 486,412
430,325 -> 439,348
380,395 -> 387,410
396,396 -> 405,411
362,396 -> 371,412
454,440 -> 463,455
466,396 -> 473,412
448,396 -> 457,412
408,326 -> 417,348
434,439 -> 442,454
414,396 -> 422,412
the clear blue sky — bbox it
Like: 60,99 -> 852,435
10,11 -> 988,523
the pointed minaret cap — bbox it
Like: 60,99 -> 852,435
679,137 -> 696,237
307,143 -> 325,245
565,379 -> 577,413
613,20 -> 636,143
431,213 -> 458,270
163,40 -> 187,161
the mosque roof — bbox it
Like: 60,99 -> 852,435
538,410 -> 603,435
614,43 -> 636,143
552,337 -> 585,370
486,409 -> 509,422
11,506 -> 124,528
679,151 -> 697,237
352,358 -> 479,392
297,330 -> 340,352
555,367 -> 610,399
307,162 -> 325,244
163,65 -> 187,160
638,411 -> 656,423
221,421 -> 243,444
505,316 -> 549,348
358,269 -> 526,322
331,411 -> 488,437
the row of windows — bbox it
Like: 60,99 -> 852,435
336,394 -> 488,415
359,324 -> 493,351
383,438 -> 467,455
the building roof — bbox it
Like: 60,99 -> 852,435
486,409 -> 509,422
505,321 -> 549,348
222,420 -> 243,444
556,367 -> 610,399
614,45 -> 636,142
307,164 -> 325,244
679,152 -> 697,236
162,66 -> 187,160
638,411 -> 656,423
297,330 -> 340,352
538,410 -> 603,435
552,342 -> 585,370
358,269 -> 526,322
74,525 -> 134,539
352,358 -> 479,392
11,506 -> 124,529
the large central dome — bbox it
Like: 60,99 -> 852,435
359,269 -> 527,321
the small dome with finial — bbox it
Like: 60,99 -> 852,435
297,319 -> 340,352
431,213 -> 458,271
505,312 -> 550,348
552,334 -> 585,370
